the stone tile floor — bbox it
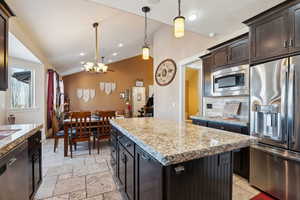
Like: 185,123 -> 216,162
35,139 -> 260,200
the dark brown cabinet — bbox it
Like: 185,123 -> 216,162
118,143 -> 134,200
228,37 -> 249,64
0,2 -> 13,91
212,47 -> 228,68
248,10 -> 289,63
201,54 -> 212,97
289,3 -> 300,53
28,131 -> 42,199
135,146 -> 163,200
244,1 -> 300,63
192,119 -> 250,180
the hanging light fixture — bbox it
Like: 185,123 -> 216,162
174,0 -> 185,38
82,23 -> 109,73
142,6 -> 150,60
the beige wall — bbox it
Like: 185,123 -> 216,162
152,25 -> 214,121
63,56 -> 153,112
0,92 -> 5,124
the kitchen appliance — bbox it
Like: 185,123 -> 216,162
211,65 -> 249,96
250,56 -> 300,200
0,141 -> 29,200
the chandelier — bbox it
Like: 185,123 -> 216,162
82,23 -> 109,73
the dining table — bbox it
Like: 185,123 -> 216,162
63,115 -> 124,157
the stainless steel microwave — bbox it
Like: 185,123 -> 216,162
211,65 -> 249,96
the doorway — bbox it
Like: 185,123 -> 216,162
185,66 -> 201,120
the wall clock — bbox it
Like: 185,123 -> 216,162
155,59 -> 177,86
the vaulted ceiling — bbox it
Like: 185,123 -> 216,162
6,0 -> 285,75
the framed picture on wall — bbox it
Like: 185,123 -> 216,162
120,92 -> 125,99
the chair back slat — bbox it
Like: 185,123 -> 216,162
70,111 -> 92,138
95,111 -> 116,137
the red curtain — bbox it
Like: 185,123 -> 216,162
47,70 -> 54,129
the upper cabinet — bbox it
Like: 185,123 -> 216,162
244,0 -> 300,64
201,54 -> 212,97
207,33 -> 249,70
212,47 -> 228,68
0,1 -> 14,91
228,37 -> 249,64
289,3 -> 300,53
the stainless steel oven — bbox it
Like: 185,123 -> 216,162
211,65 -> 249,96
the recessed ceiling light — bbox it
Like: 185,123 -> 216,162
79,52 -> 85,56
112,52 -> 118,56
209,32 -> 216,37
108,59 -> 113,63
118,43 -> 123,47
188,14 -> 197,22
80,61 -> 85,64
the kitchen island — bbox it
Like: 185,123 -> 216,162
0,124 -> 43,200
110,118 -> 257,200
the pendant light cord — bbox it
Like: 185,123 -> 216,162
144,10 -> 148,45
178,0 -> 181,16
94,23 -> 99,63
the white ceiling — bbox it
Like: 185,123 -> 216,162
6,0 -> 286,75
8,32 -> 41,64
90,0 -> 286,37
6,0 -> 163,75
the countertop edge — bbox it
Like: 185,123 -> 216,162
0,124 -> 43,158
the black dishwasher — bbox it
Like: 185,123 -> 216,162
0,141 -> 29,200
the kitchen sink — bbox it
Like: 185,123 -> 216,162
0,129 -> 21,140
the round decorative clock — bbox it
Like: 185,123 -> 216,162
155,59 -> 177,86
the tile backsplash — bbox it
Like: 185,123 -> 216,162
202,96 -> 249,121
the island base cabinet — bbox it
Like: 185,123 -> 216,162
165,152 -> 233,200
135,146 -> 163,200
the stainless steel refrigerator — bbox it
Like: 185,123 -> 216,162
250,56 -> 300,200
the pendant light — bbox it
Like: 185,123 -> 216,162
82,22 -> 109,73
174,0 -> 185,38
142,6 -> 150,60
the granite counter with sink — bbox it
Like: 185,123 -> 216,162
0,123 -> 43,157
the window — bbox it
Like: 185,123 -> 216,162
10,67 -> 34,109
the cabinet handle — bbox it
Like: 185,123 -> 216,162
8,158 -> 17,166
289,39 -> 294,47
174,165 -> 185,175
125,143 -> 132,148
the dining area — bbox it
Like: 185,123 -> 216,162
52,110 -> 122,158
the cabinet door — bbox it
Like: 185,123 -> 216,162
212,47 -> 228,68
228,38 -> 249,64
135,146 -> 163,200
125,151 -> 134,200
289,3 -> 300,53
202,55 -> 212,97
0,13 -> 8,91
118,146 -> 126,186
250,10 -> 289,62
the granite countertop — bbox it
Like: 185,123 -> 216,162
190,115 -> 249,127
0,124 -> 43,157
110,118 -> 257,166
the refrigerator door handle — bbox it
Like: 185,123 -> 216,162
288,61 -> 295,145
281,59 -> 289,143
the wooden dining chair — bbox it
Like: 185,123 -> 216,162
69,111 -> 92,158
52,110 -> 65,152
94,111 -> 116,154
